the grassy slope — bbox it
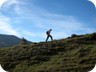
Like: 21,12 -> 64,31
0,33 -> 96,72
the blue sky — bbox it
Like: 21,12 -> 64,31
0,0 -> 96,42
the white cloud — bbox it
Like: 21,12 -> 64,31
2,0 -> 18,7
0,0 -> 22,37
0,15 -> 21,36
0,0 -> 7,7
0,0 -> 20,16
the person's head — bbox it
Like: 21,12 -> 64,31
49,29 -> 52,31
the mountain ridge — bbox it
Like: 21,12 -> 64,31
0,34 -> 31,48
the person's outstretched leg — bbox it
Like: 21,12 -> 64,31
46,35 -> 49,42
50,35 -> 53,41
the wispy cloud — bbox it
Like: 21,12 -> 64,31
0,0 -> 7,7
1,0 -> 18,8
14,4 -> 95,38
0,15 -> 20,36
0,0 -> 22,37
0,0 -> 95,41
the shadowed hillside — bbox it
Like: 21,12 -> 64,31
0,34 -> 31,48
0,33 -> 96,72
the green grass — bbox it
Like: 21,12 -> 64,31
0,33 -> 96,72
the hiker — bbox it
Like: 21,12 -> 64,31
46,29 -> 53,42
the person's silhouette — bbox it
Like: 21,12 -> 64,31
46,29 -> 53,42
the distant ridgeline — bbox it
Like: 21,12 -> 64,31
0,34 -> 32,48
0,32 -> 96,72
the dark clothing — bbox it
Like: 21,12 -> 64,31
46,35 -> 53,42
46,30 -> 53,42
46,31 -> 50,35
